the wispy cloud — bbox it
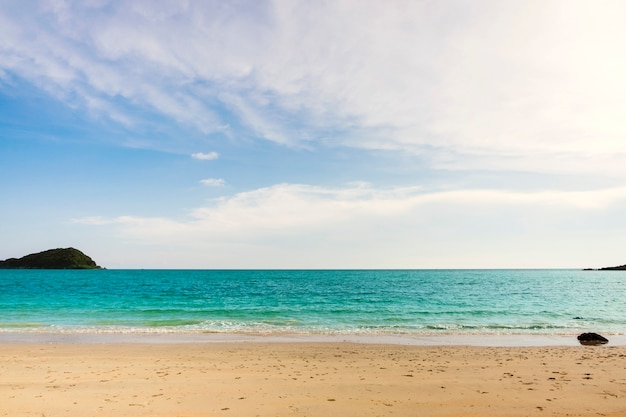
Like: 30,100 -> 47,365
200,178 -> 225,187
73,183 -> 626,268
192,152 -> 219,161
3,1 -> 626,174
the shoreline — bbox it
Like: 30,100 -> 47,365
1,341 -> 625,417
1,330 -> 625,346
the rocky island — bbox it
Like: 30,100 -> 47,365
0,248 -> 102,269
584,263 -> 626,271
597,264 -> 626,270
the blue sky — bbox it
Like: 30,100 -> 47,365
2,0 -> 626,268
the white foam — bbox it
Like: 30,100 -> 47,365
1,331 -> 624,347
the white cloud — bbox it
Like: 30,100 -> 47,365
75,183 -> 626,268
71,216 -> 110,226
3,1 -> 626,175
192,152 -> 219,160
200,178 -> 225,187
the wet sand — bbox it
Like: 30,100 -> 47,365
1,342 -> 625,417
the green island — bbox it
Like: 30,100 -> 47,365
0,248 -> 102,269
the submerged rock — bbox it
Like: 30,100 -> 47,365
0,248 -> 101,269
577,332 -> 609,346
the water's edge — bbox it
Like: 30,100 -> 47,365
1,331 -> 625,347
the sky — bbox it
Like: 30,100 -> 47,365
2,0 -> 626,269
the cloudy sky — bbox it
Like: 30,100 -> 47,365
2,0 -> 626,269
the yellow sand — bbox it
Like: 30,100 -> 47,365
1,342 -> 625,417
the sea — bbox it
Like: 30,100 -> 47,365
0,269 -> 624,344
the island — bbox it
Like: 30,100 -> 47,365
584,264 -> 626,271
0,248 -> 102,269
598,264 -> 626,271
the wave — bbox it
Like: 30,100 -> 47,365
2,320 -> 624,337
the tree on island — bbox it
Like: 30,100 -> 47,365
0,248 -> 102,269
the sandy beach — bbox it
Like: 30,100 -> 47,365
1,341 -> 625,417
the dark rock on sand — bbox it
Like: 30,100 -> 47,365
577,332 -> 609,346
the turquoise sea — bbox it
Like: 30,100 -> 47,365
0,269 -> 624,337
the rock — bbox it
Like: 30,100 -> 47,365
0,248 -> 101,269
577,332 -> 609,346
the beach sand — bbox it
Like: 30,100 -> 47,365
1,342 -> 625,417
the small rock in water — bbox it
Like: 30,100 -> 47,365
577,332 -> 609,346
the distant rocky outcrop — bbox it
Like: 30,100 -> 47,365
584,264 -> 626,271
0,248 -> 101,269
598,264 -> 626,271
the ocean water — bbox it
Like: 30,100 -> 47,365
0,269 -> 623,337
